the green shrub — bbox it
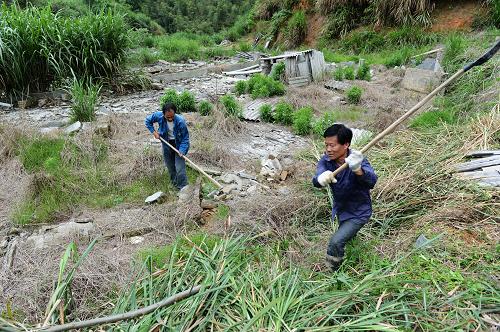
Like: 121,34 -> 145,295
247,74 -> 285,99
0,5 -> 129,96
234,80 -> 248,96
293,106 -> 313,135
346,86 -> 362,104
410,109 -> 456,129
333,67 -> 344,81
259,104 -> 274,122
344,66 -> 355,80
160,89 -> 180,109
220,95 -> 242,118
178,91 -> 196,113
158,34 -> 202,62
69,78 -> 102,122
274,101 -> 294,125
356,62 -> 371,81
383,47 -> 413,67
270,62 -> 286,82
386,26 -> 435,47
285,10 -> 307,48
312,112 -> 336,136
442,34 -> 467,72
198,100 -> 214,116
340,30 -> 385,53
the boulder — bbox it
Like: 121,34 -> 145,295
26,221 -> 94,249
401,67 -> 444,93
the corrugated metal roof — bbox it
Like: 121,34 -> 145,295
261,49 -> 314,61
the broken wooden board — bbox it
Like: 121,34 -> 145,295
454,155 -> 500,172
454,150 -> 500,187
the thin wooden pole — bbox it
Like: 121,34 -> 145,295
158,136 -> 223,189
39,285 -> 202,332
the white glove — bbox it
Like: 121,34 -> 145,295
317,170 -> 337,187
345,150 -> 363,172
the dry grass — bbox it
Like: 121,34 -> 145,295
0,125 -> 26,163
285,84 -> 339,112
189,106 -> 241,169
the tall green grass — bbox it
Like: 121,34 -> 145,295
0,4 -> 129,96
69,78 -> 102,122
109,233 -> 498,331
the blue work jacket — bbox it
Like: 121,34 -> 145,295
313,150 -> 377,223
145,111 -> 190,155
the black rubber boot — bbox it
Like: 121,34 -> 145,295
325,254 -> 342,272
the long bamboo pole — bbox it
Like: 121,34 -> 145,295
158,136 -> 223,189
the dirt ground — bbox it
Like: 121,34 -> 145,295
0,57 -> 435,323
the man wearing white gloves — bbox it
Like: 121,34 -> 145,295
312,124 -> 378,272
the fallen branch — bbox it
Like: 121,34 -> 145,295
38,285 -> 202,332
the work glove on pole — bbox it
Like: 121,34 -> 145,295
345,150 -> 363,172
318,170 -> 337,187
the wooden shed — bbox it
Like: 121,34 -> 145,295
261,49 -> 326,87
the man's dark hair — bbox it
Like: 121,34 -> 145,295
323,124 -> 352,145
161,102 -> 176,114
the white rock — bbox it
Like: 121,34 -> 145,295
64,121 -> 81,134
145,191 -> 165,204
129,236 -> 145,244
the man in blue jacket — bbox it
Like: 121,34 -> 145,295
312,124 -> 377,272
145,102 -> 190,190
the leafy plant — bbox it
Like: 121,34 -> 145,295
274,101 -> 294,125
178,90 -> 196,113
333,67 -> 344,81
198,100 -> 214,116
259,104 -> 274,122
234,80 -> 248,96
346,86 -> 362,104
356,62 -> 371,81
220,94 -> 242,118
69,78 -> 102,122
293,106 -> 313,135
343,66 -> 355,80
0,5 -> 129,96
160,89 -> 180,109
285,10 -> 306,48
247,74 -> 285,99
270,62 -> 286,82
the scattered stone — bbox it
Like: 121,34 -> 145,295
260,154 -> 283,178
0,238 -> 8,249
145,191 -> 166,204
38,98 -> 49,107
26,222 -> 94,249
177,177 -> 203,221
73,217 -> 93,224
222,183 -> 238,194
97,106 -> 111,115
415,234 -> 430,249
201,199 -> 218,210
220,40 -> 231,46
3,238 -> 18,270
129,236 -> 145,245
64,121 -> 82,134
237,171 -> 257,181
401,67 -> 444,93
151,82 -> 163,90
8,228 -> 20,236
0,102 -> 13,110
278,186 -> 291,196
280,170 -> 288,181
204,169 -> 222,176
247,185 -> 257,194
417,58 -> 443,73
81,118 -> 112,138
324,80 -> 352,92
220,173 -> 241,184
